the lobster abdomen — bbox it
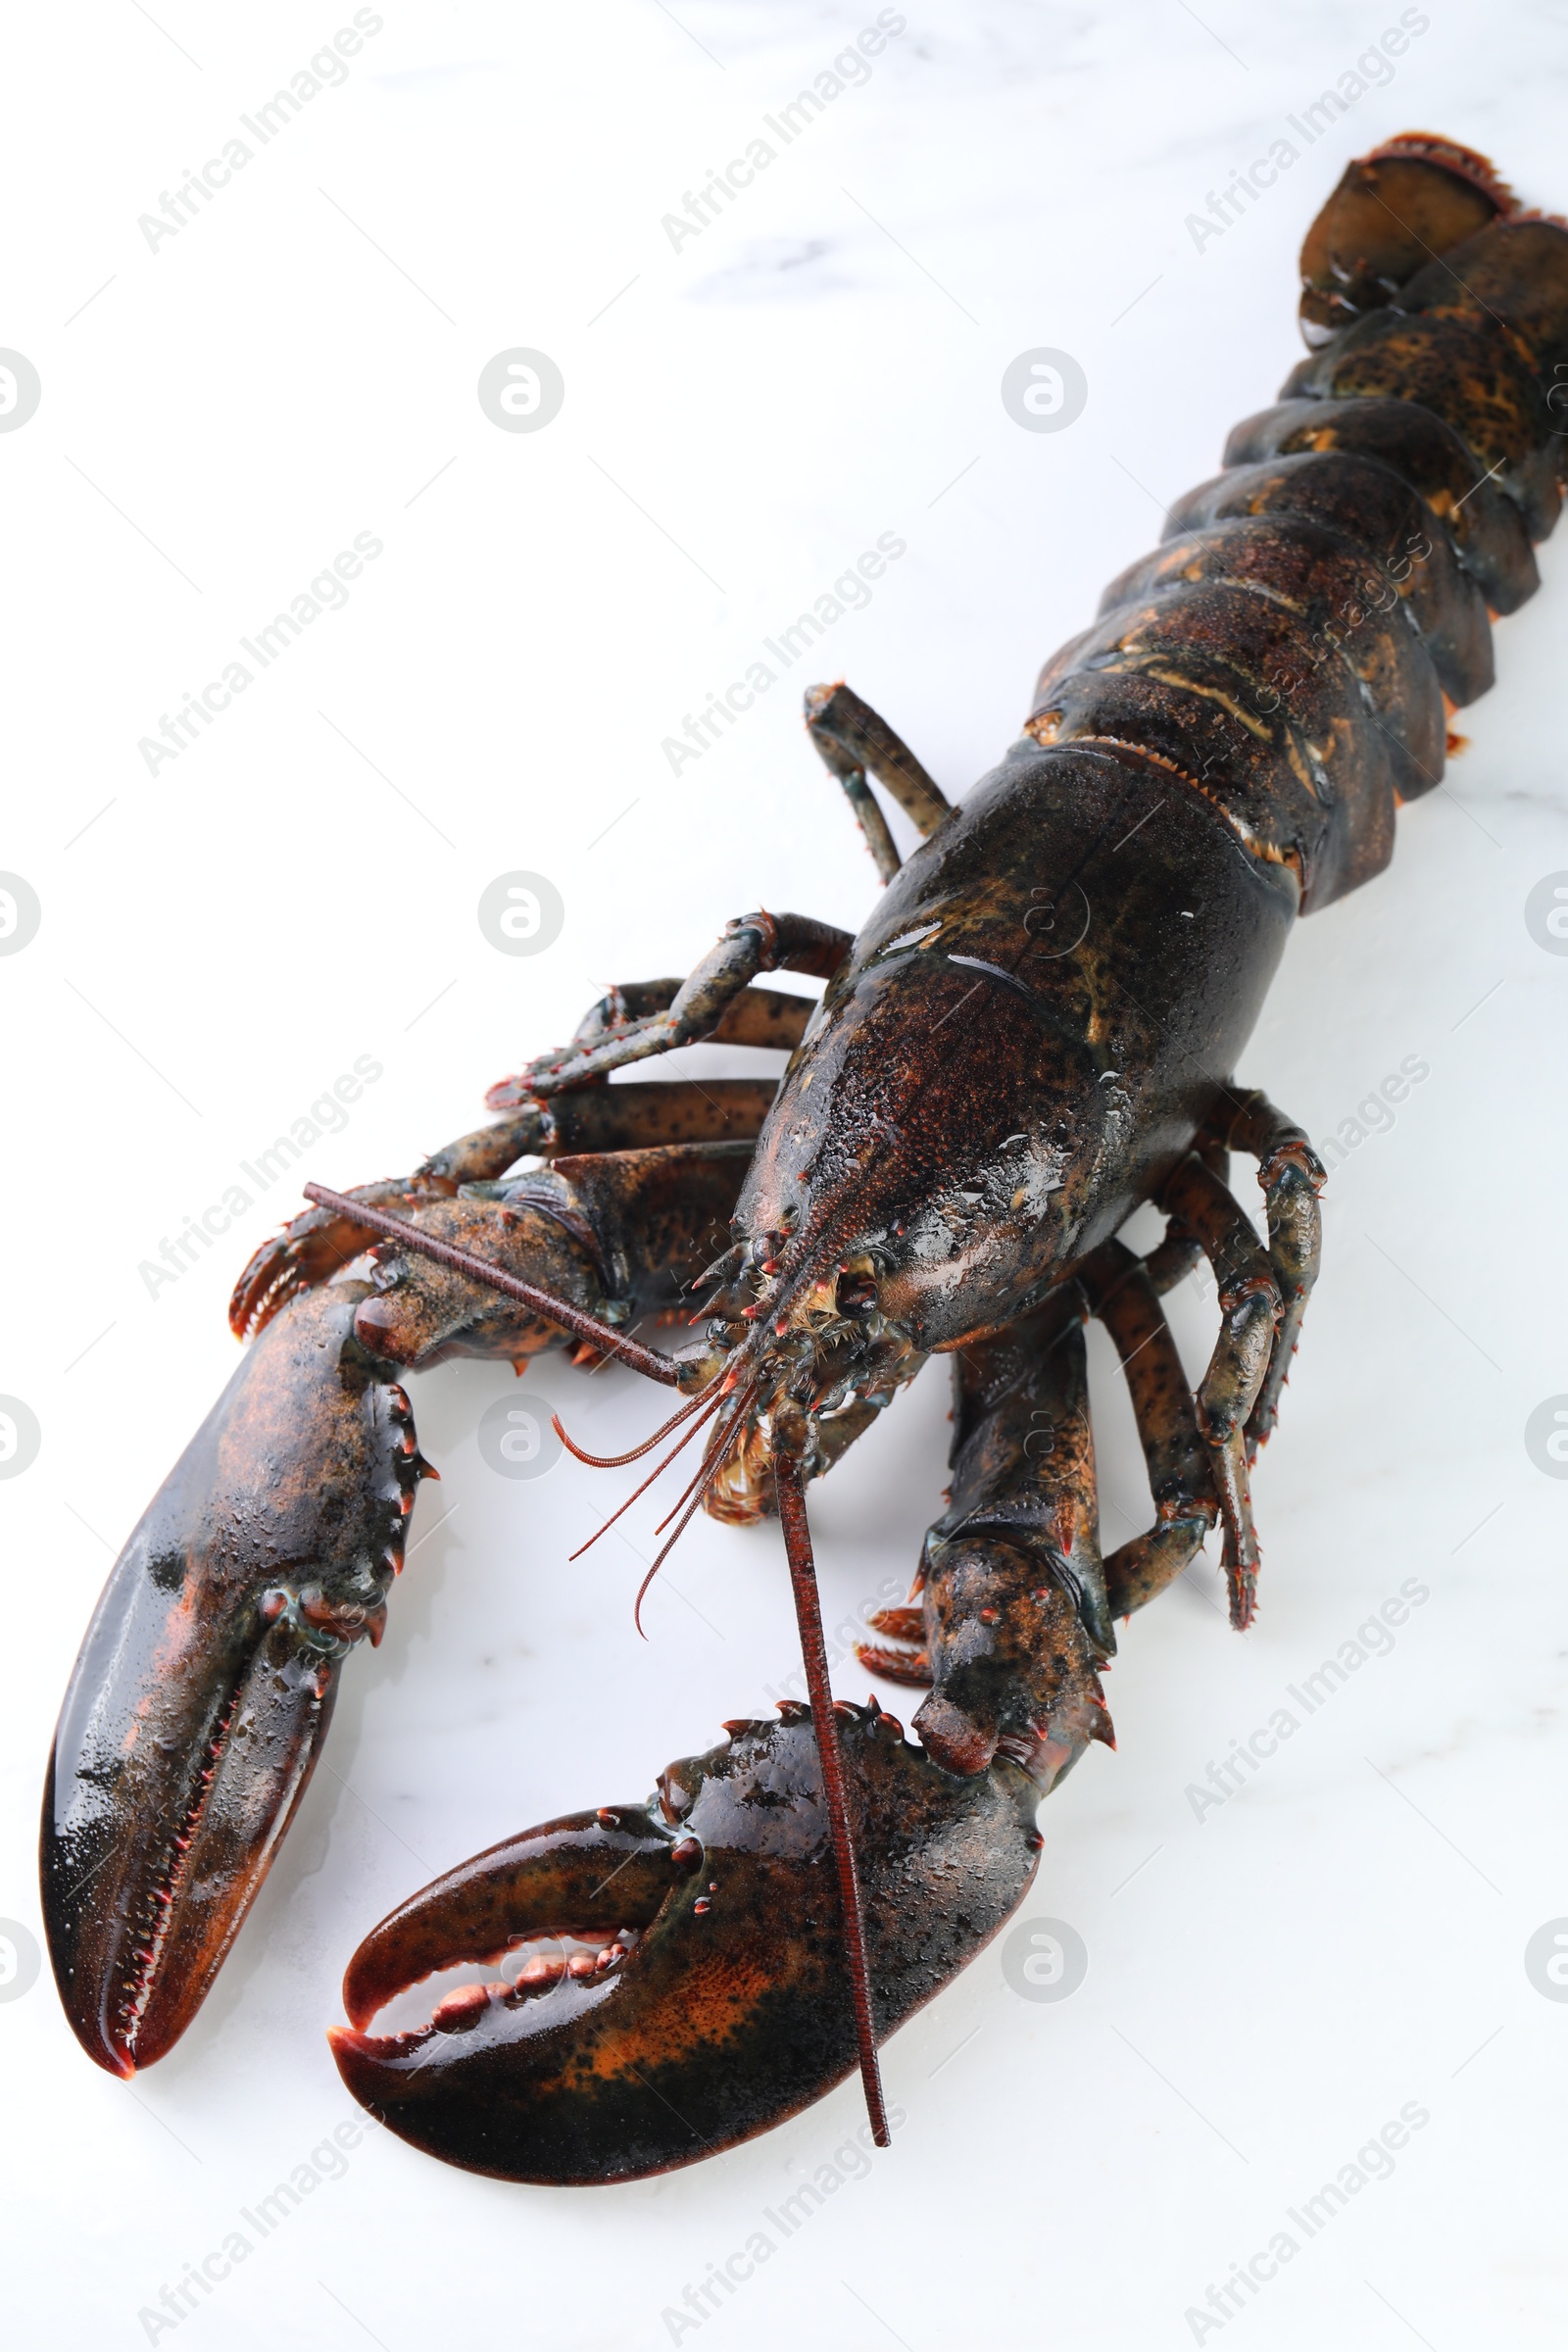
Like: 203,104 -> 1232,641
1026,135 -> 1566,913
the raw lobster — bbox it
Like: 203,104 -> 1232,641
41,134 -> 1566,2182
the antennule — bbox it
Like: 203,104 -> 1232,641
554,1378 -> 722,1469
564,1391 -> 729,1563
630,1377 -> 760,1635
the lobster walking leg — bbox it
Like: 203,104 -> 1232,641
487,983 -> 815,1110
421,1078 -> 780,1180
805,679 -> 951,883
1076,1241 -> 1219,1619
808,723 -> 901,883
1203,1091 -> 1326,1451
231,1081 -> 779,1340
1156,1153 -> 1282,1629
523,912 -> 854,1092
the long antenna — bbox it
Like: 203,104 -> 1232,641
301,1183 -> 681,1387
773,1451 -> 890,2147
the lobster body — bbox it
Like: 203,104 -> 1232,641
739,743 -> 1295,1348
41,135 -> 1568,2181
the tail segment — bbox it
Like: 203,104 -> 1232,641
1025,137 -> 1566,913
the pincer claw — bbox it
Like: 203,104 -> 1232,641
329,1704 -> 1043,2182
41,1283 -> 432,2076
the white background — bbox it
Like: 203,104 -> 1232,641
3,3 -> 1567,2345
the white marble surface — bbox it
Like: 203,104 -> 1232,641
4,4 -> 1568,2345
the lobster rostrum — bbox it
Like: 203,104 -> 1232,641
42,134 -> 1567,2182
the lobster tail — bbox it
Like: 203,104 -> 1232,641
1296,133 -> 1518,346
1026,135 -> 1567,914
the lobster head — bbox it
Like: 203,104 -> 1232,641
684,748 -> 1192,1458
651,777 -> 1131,1575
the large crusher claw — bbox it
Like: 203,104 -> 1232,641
329,1704 -> 1042,2183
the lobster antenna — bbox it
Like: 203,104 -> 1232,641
772,1451 -> 890,2149
564,1390 -> 729,1563
301,1184 -> 681,1387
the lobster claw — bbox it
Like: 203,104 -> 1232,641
41,1283 -> 432,2076
329,1705 -> 1043,2182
